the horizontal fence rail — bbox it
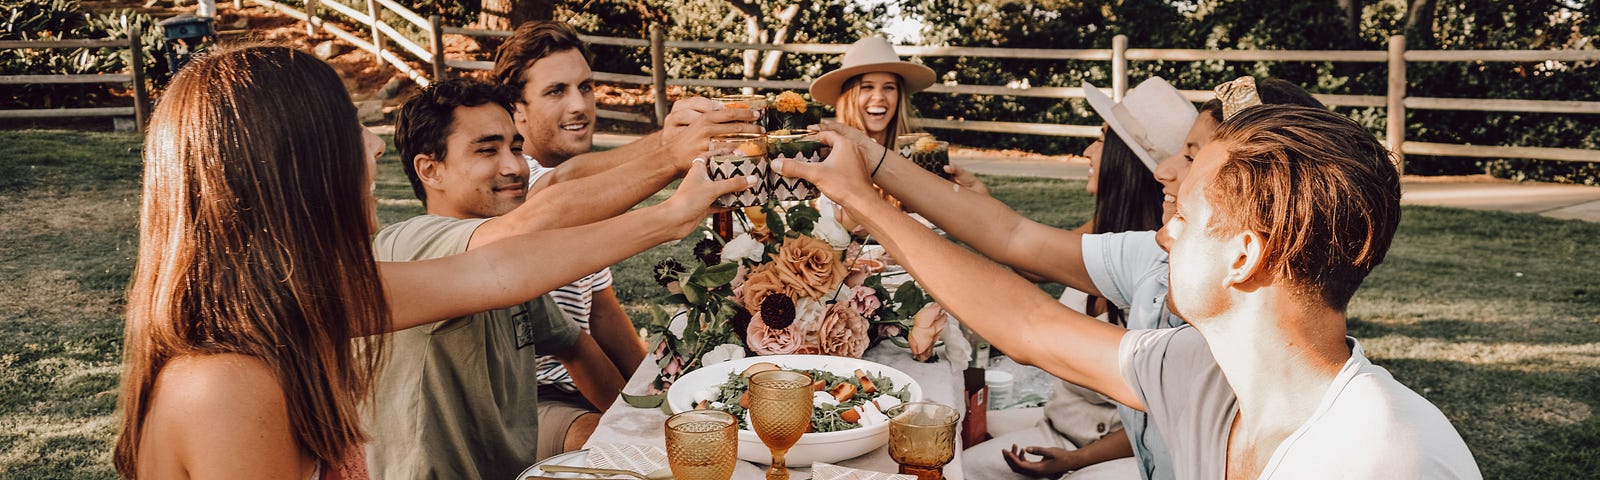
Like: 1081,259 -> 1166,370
0,31 -> 149,133
249,0 -> 1600,169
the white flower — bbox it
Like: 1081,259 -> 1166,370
811,217 -> 851,250
668,310 -> 688,339
701,343 -> 746,366
720,233 -> 766,264
792,297 -> 828,335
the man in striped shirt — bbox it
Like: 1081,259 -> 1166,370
490,20 -> 759,458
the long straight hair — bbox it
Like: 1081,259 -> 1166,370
836,73 -> 917,147
1088,132 -> 1165,326
114,45 -> 389,476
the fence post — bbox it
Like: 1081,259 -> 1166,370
1111,34 -> 1128,101
650,24 -> 668,126
1386,34 -> 1406,175
130,25 -> 148,135
305,0 -> 318,36
430,15 -> 446,80
366,0 -> 385,61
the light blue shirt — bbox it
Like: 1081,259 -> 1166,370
1082,231 -> 1184,480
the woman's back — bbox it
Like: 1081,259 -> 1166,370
135,354 -> 317,479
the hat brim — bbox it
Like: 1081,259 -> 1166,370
1083,81 -> 1160,172
810,61 -> 936,106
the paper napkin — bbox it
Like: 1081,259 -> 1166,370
811,462 -> 917,480
587,443 -> 668,474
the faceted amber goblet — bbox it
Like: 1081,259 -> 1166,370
747,370 -> 812,480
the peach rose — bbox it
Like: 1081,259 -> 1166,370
739,263 -> 787,314
909,303 -> 949,362
770,235 -> 847,300
818,302 -> 869,358
747,317 -> 802,356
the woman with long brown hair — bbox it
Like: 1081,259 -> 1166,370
115,45 -> 748,479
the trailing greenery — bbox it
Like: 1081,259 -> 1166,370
0,130 -> 1596,477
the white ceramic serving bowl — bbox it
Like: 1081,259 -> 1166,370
666,354 -> 923,466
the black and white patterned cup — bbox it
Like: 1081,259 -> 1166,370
766,129 -> 826,202
708,133 -> 770,208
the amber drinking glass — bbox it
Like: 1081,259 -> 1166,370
887,402 -> 960,480
747,370 -> 812,480
665,410 -> 739,480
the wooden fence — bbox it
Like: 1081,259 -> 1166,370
246,0 -> 1600,172
0,28 -> 150,134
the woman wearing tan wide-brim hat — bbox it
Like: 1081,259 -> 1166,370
810,36 -> 936,148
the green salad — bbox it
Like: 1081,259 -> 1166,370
696,366 -> 911,433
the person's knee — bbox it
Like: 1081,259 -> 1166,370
563,413 -> 601,452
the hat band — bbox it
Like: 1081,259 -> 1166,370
1110,103 -> 1170,171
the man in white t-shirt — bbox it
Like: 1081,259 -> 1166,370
777,105 -> 1481,479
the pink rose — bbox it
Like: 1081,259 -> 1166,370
663,355 -> 686,377
875,323 -> 904,339
747,316 -> 803,356
818,302 -> 869,358
846,286 -> 881,319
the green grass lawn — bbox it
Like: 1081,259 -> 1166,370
1,130 -> 1596,478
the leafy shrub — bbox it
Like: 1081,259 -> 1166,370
0,0 -> 163,110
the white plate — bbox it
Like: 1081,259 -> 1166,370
517,449 -> 589,479
665,354 -> 923,466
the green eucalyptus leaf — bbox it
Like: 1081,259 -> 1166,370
621,392 -> 665,409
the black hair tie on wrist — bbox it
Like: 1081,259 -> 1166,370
870,145 -> 888,178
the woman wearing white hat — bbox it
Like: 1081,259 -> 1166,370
810,36 -> 936,148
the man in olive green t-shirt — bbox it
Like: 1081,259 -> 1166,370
369,215 -> 579,479
365,74 -> 757,478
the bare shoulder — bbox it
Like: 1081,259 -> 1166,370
142,354 -> 311,479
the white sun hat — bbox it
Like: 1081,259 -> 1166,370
1082,77 -> 1199,172
809,36 -> 937,106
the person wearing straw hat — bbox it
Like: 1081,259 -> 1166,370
810,36 -> 936,148
950,77 -> 1193,480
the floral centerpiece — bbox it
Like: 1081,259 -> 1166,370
638,203 -> 941,396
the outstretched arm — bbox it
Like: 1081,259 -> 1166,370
379,160 -> 756,332
471,101 -> 762,244
774,134 -> 1139,409
817,122 -> 1102,296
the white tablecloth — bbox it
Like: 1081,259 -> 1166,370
583,343 -> 967,479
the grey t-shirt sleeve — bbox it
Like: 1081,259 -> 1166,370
1082,231 -> 1165,310
1119,326 -> 1234,480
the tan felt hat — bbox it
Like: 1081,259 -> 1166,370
809,36 -> 936,106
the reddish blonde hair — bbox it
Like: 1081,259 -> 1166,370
1205,105 -> 1401,310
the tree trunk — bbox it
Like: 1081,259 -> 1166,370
757,1 -> 807,79
1335,0 -> 1361,44
1404,0 -> 1437,48
477,0 -> 554,31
